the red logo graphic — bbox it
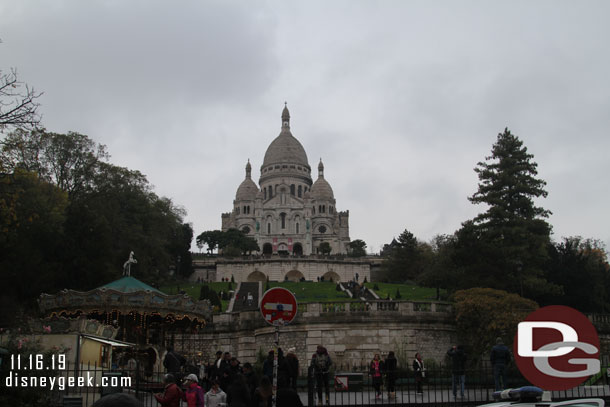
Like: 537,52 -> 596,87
514,305 -> 600,390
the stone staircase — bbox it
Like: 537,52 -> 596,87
338,282 -> 379,301
229,281 -> 261,312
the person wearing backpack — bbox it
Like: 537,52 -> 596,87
182,373 -> 205,407
311,345 -> 332,406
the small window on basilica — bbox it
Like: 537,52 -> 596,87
282,165 -> 287,169
298,185 -> 302,198
290,184 -> 295,196
290,165 -> 295,169
267,223 -> 271,234
318,225 -> 327,234
275,165 -> 280,169
296,223 -> 299,234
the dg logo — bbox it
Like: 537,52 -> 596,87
514,305 -> 600,390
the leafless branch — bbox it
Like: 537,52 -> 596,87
0,68 -> 43,132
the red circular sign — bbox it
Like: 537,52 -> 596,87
513,305 -> 600,390
260,287 -> 298,326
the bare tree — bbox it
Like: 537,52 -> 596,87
1,67 -> 43,132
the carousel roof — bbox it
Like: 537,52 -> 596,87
38,275 -> 211,324
99,276 -> 163,294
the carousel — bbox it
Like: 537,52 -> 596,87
37,253 -> 212,375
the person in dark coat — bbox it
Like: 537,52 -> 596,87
311,345 -> 332,406
276,375 -> 304,407
490,337 -> 511,391
251,375 -> 273,407
384,351 -> 397,399
163,346 -> 186,379
281,347 -> 299,391
154,373 -> 183,407
226,373 -> 251,407
447,345 -> 467,399
263,350 -> 275,381
208,350 -> 224,383
242,362 -> 259,398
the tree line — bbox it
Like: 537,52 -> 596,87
0,129 -> 193,325
380,129 -> 610,314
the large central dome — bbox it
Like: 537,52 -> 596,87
261,105 -> 310,169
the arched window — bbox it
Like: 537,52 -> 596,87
267,223 -> 271,234
268,186 -> 273,198
319,205 -> 322,213
280,213 -> 286,229
298,185 -> 302,198
290,184 -> 295,196
264,189 -> 267,200
296,223 -> 300,234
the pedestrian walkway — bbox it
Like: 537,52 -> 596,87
230,281 -> 260,312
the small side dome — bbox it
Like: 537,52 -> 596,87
310,158 -> 334,200
236,160 -> 259,200
310,178 -> 334,200
236,178 -> 259,200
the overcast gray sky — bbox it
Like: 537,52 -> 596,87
2,1 -> 609,254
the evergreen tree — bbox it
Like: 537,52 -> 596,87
381,229 -> 430,282
460,128 -> 558,298
348,239 -> 367,257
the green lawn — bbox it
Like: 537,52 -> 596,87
266,281 -> 351,302
160,281 -> 440,308
364,282 -> 441,301
161,282 -> 234,311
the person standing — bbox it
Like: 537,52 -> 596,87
490,337 -> 511,391
384,351 -> 397,400
311,345 -> 332,406
182,374 -> 205,407
263,350 -> 275,381
281,347 -> 299,391
370,353 -> 384,399
205,379 -> 227,407
163,346 -> 186,381
242,362 -> 259,398
209,350 -> 223,382
412,352 -> 425,395
447,345 -> 467,399
226,373 -> 251,407
251,375 -> 273,407
154,374 -> 183,407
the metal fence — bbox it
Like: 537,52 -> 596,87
308,362 -> 610,406
6,359 -> 610,407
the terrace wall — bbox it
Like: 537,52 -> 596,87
171,300 -> 455,372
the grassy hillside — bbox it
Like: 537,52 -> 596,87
160,280 -> 441,306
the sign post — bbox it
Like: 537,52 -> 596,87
260,287 -> 298,407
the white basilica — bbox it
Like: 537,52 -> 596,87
221,105 -> 350,256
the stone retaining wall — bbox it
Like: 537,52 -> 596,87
170,300 -> 456,372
